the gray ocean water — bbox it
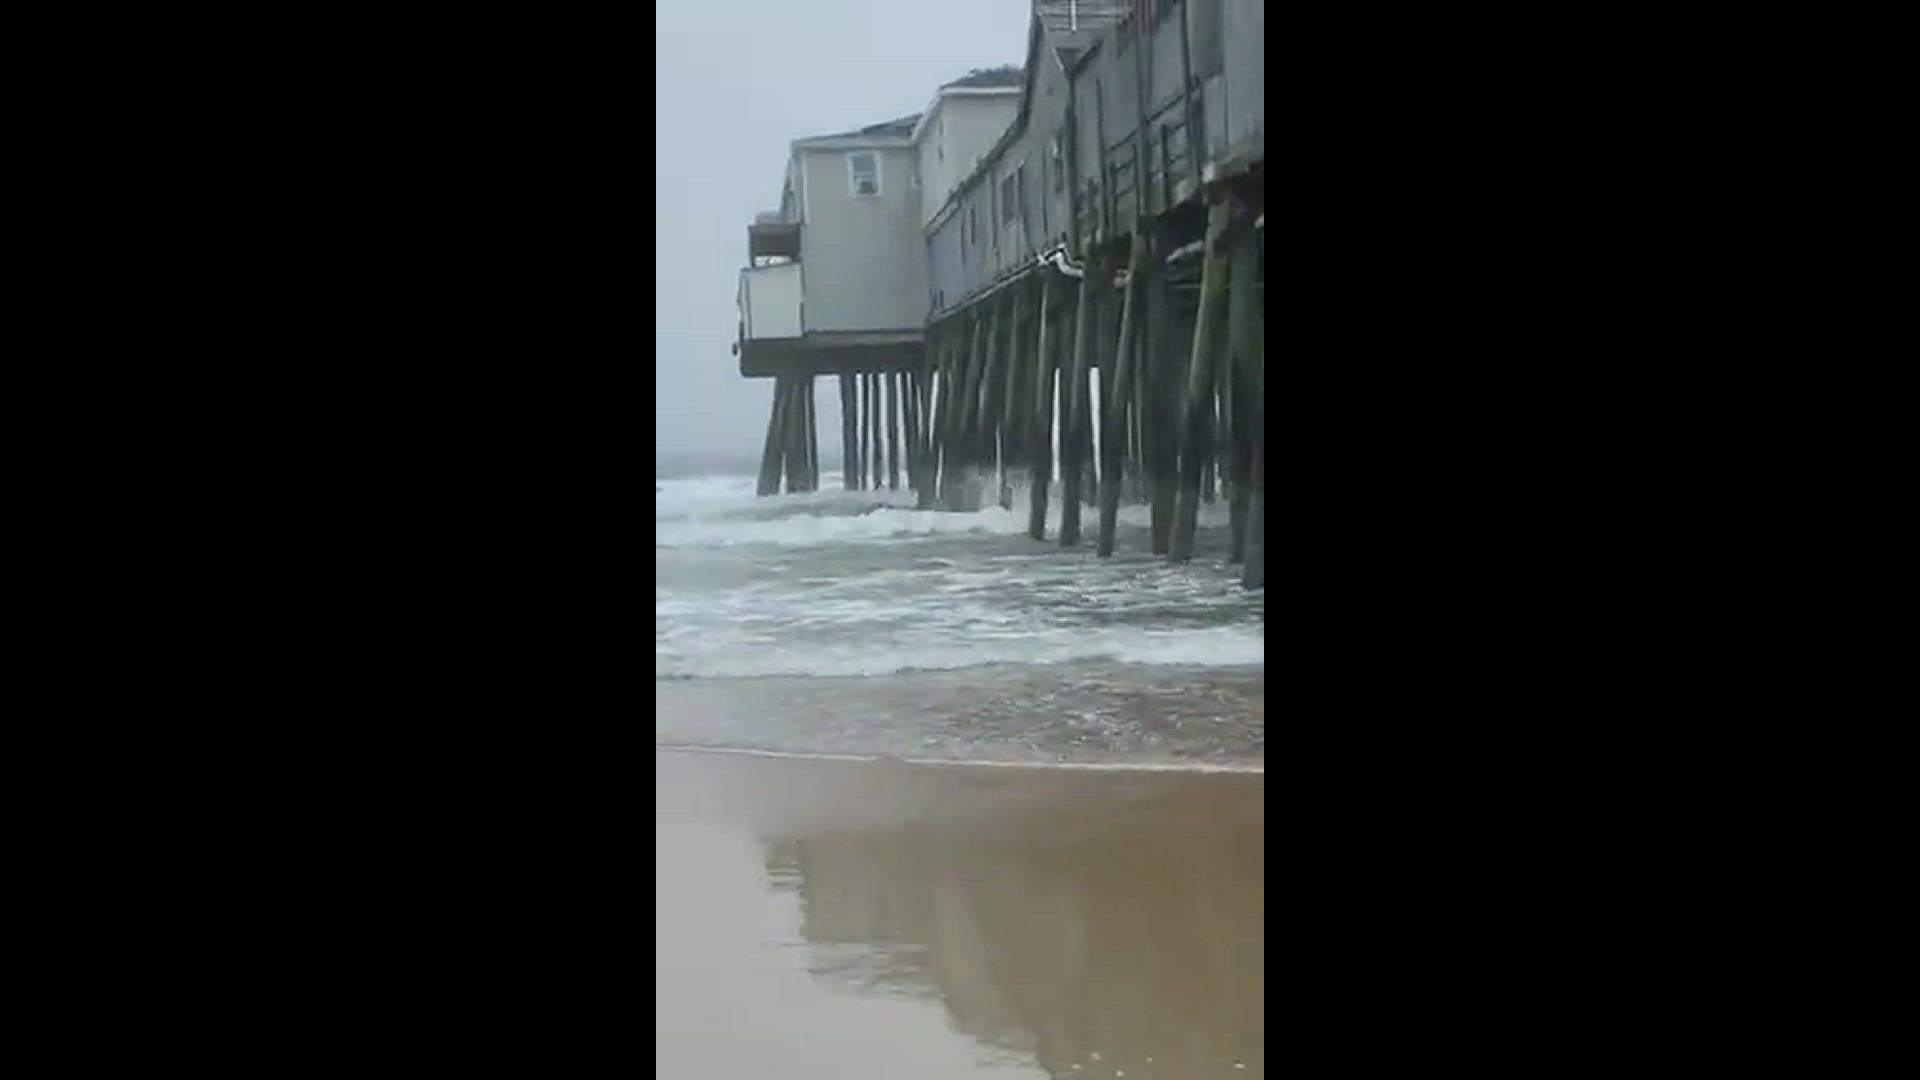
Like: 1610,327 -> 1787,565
656,469 -> 1265,767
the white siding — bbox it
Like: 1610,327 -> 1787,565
916,94 -> 1021,226
799,145 -> 928,333
740,264 -> 802,339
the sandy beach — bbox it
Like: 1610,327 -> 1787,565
656,748 -> 1265,1078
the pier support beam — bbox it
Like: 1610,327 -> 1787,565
781,376 -> 808,495
1144,221 -> 1178,553
885,371 -> 900,490
903,369 -> 918,491
803,376 -> 819,492
925,329 -> 952,509
1061,249 -> 1105,547
999,282 -> 1030,510
848,372 -> 864,486
940,315 -> 979,509
1098,226 -> 1148,556
1027,273 -> 1058,540
1170,195 -> 1233,563
758,376 -> 786,497
1224,205 -> 1258,563
863,373 -> 877,491
1244,423 -> 1264,589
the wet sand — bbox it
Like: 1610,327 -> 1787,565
657,748 -> 1265,1078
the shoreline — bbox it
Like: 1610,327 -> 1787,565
657,742 -> 1264,774
657,746 -> 1264,1077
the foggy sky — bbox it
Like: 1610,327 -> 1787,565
655,0 -> 1030,465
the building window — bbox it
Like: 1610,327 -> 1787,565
1001,169 -> 1021,226
1051,136 -> 1066,192
848,152 -> 880,197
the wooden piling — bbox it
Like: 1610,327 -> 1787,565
802,376 -> 818,492
781,377 -> 806,494
998,283 -> 1028,509
861,373 -> 876,491
973,298 -> 1003,500
758,376 -> 786,497
874,373 -> 885,491
1027,273 -> 1057,541
1170,197 -> 1232,563
931,331 -> 951,504
1243,214 -> 1265,588
864,368 -> 879,488
925,331 -> 951,509
838,374 -> 857,491
922,352 -> 940,504
1224,206 -> 1257,562
902,370 -> 919,492
941,315 -> 978,509
885,371 -> 900,490
1144,221 -> 1178,553
959,313 -> 991,508
1201,396 -> 1218,505
1002,283 -> 1029,464
1098,226 -> 1149,556
906,365 -> 921,499
1060,250 -> 1104,547
1243,422 -> 1264,589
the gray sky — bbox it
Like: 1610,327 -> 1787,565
655,0 -> 1030,465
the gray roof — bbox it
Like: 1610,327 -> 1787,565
1035,0 -> 1130,64
941,65 -> 1024,90
796,112 -> 923,146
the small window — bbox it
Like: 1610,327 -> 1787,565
1051,137 -> 1066,192
848,152 -> 879,197
1000,169 -> 1021,226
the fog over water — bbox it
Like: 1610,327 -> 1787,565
654,0 -> 1031,461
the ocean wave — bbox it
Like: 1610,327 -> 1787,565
655,623 -> 1265,677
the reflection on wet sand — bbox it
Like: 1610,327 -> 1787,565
660,750 -> 1263,1078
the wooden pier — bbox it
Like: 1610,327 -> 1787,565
739,1 -> 1263,586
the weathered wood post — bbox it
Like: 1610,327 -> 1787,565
1224,196 -> 1258,562
983,295 -> 998,476
926,330 -> 951,509
1243,423 -> 1264,589
1098,226 -> 1149,556
1243,211 -> 1265,588
1170,195 -> 1232,563
906,369 -> 923,502
839,374 -> 857,491
902,370 -> 918,493
922,349 -> 941,505
1202,394 -> 1218,504
972,296 -> 1003,506
864,368 -> 879,488
869,372 -> 881,491
1061,248 -> 1106,547
998,283 -> 1028,510
787,368 -> 810,491
885,371 -> 900,490
758,376 -> 786,497
802,376 -> 818,492
862,373 -> 876,491
1027,273 -> 1057,540
1144,220 -> 1178,552
945,313 -> 983,509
